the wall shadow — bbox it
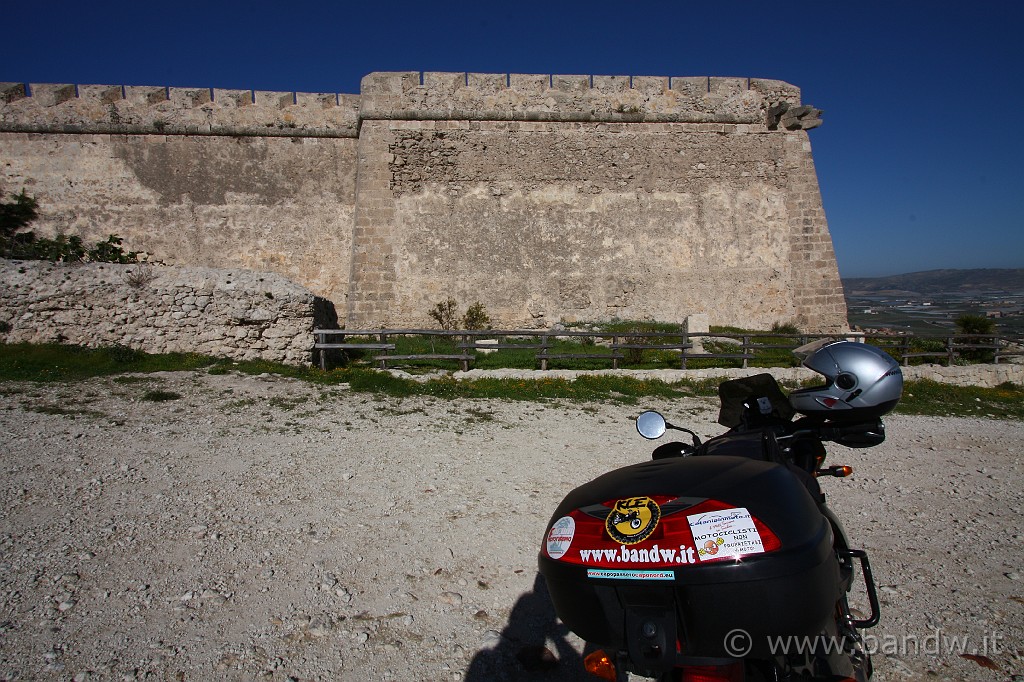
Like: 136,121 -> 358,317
464,573 -> 590,682
311,296 -> 340,367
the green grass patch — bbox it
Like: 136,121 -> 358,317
0,343 -> 215,382
340,372 -> 716,403
1,342 -> 1021,419
267,396 -> 307,410
206,357 -> 316,379
598,319 -> 686,335
894,380 -> 1024,420
320,324 -> 996,372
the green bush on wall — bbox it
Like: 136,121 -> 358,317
1,191 -> 139,263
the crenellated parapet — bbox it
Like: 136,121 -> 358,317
359,72 -> 804,124
0,72 -> 819,137
0,82 -> 360,137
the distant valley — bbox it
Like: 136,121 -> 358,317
843,268 -> 1024,296
841,269 -> 1024,336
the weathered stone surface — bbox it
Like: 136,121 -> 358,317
352,117 -> 845,331
0,83 -> 359,136
0,133 -> 355,307
359,72 -> 800,123
0,261 -> 329,364
0,72 -> 847,333
0,82 -> 27,103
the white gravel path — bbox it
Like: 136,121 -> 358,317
0,370 -> 1021,681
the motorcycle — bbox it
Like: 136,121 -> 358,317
538,340 -> 904,681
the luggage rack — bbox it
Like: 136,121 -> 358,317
837,548 -> 880,628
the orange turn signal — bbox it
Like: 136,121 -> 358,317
584,649 -> 617,681
815,465 -> 854,478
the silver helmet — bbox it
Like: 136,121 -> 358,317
789,340 -> 903,421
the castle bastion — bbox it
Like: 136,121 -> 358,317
0,73 -> 846,332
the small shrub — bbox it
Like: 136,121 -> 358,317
0,190 -> 39,247
623,324 -> 658,365
57,235 -> 89,261
88,234 -> 139,263
1,191 -> 139,263
107,344 -> 147,364
429,297 -> 459,330
462,302 -> 491,330
955,314 -> 997,362
955,314 -> 995,336
770,321 -> 800,335
122,263 -> 156,288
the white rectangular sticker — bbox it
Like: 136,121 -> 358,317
686,507 -> 765,560
587,569 -> 675,581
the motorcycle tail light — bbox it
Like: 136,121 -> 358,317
583,649 -> 616,681
680,661 -> 745,682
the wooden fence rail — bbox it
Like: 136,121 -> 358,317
313,329 -> 1024,372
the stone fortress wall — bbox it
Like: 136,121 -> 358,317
0,73 -> 848,332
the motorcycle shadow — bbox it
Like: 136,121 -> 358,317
464,573 -> 590,681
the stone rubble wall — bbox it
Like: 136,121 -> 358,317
0,260 -> 329,365
900,363 -> 1024,388
2,259 -> 1018,384
1,71 -> 845,333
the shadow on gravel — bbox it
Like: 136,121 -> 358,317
464,573 -> 588,681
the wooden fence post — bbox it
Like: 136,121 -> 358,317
318,330 -> 326,371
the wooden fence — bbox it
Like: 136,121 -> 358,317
314,329 -> 1023,372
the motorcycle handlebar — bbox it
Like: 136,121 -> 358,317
783,419 -> 885,447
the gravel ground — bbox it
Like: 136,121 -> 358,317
0,370 -> 1021,681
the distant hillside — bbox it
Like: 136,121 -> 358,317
843,269 -> 1024,296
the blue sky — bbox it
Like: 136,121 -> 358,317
3,0 -> 1021,278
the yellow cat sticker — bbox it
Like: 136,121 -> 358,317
605,496 -> 661,545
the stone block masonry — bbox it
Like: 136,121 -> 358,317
1,72 -> 847,334
0,82 -> 360,137
0,261 -> 329,365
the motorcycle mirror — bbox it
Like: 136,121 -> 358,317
636,411 -> 667,439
